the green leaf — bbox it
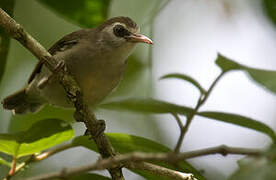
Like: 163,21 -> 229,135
0,157 -> 11,167
0,119 -> 74,157
38,0 -> 110,28
100,98 -> 193,116
215,53 -> 276,94
160,73 -> 206,94
72,133 -> 206,180
215,54 -> 241,72
244,68 -> 276,94
68,173 -> 111,180
264,0 -> 276,26
100,97 -> 276,142
198,111 -> 276,142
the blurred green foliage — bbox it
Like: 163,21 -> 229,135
0,0 -> 15,83
229,146 -> 276,180
0,157 -> 11,168
38,0 -> 110,28
264,0 -> 276,26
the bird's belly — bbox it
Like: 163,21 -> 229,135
80,70 -> 124,106
41,63 -> 126,108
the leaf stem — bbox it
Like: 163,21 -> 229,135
174,71 -> 226,152
6,156 -> 16,178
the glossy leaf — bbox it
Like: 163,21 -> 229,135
100,98 -> 193,116
216,53 -> 276,94
72,133 -> 206,180
198,111 -> 276,142
0,119 -> 74,157
160,73 -> 206,94
68,173 -> 111,180
38,0 -> 110,28
264,0 -> 276,26
0,157 -> 11,167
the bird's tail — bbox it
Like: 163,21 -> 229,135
1,89 -> 44,114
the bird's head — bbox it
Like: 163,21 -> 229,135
98,16 -> 153,50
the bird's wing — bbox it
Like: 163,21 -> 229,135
27,29 -> 90,84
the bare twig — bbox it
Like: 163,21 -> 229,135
174,72 -> 226,152
172,113 -> 185,152
0,8 -> 124,180
126,162 -> 197,180
23,145 -> 262,180
34,144 -> 74,161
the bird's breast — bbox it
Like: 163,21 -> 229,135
72,52 -> 127,106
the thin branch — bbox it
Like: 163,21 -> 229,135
34,144 -> 74,161
200,72 -> 225,106
23,145 -> 262,180
174,72 -> 226,152
0,8 -> 124,180
10,143 -> 197,180
126,162 -> 197,180
172,113 -> 185,153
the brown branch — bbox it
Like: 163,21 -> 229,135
0,8 -> 124,180
23,145 -> 262,180
10,143 -> 197,180
126,162 -> 197,180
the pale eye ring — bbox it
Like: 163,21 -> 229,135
113,25 -> 130,37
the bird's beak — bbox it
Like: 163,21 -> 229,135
126,33 -> 153,44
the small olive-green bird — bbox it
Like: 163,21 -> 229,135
2,16 -> 153,114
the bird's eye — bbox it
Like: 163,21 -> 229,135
113,25 -> 130,38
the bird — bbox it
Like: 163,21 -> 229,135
2,16 -> 153,115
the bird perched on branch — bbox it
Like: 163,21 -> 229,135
2,16 -> 153,114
